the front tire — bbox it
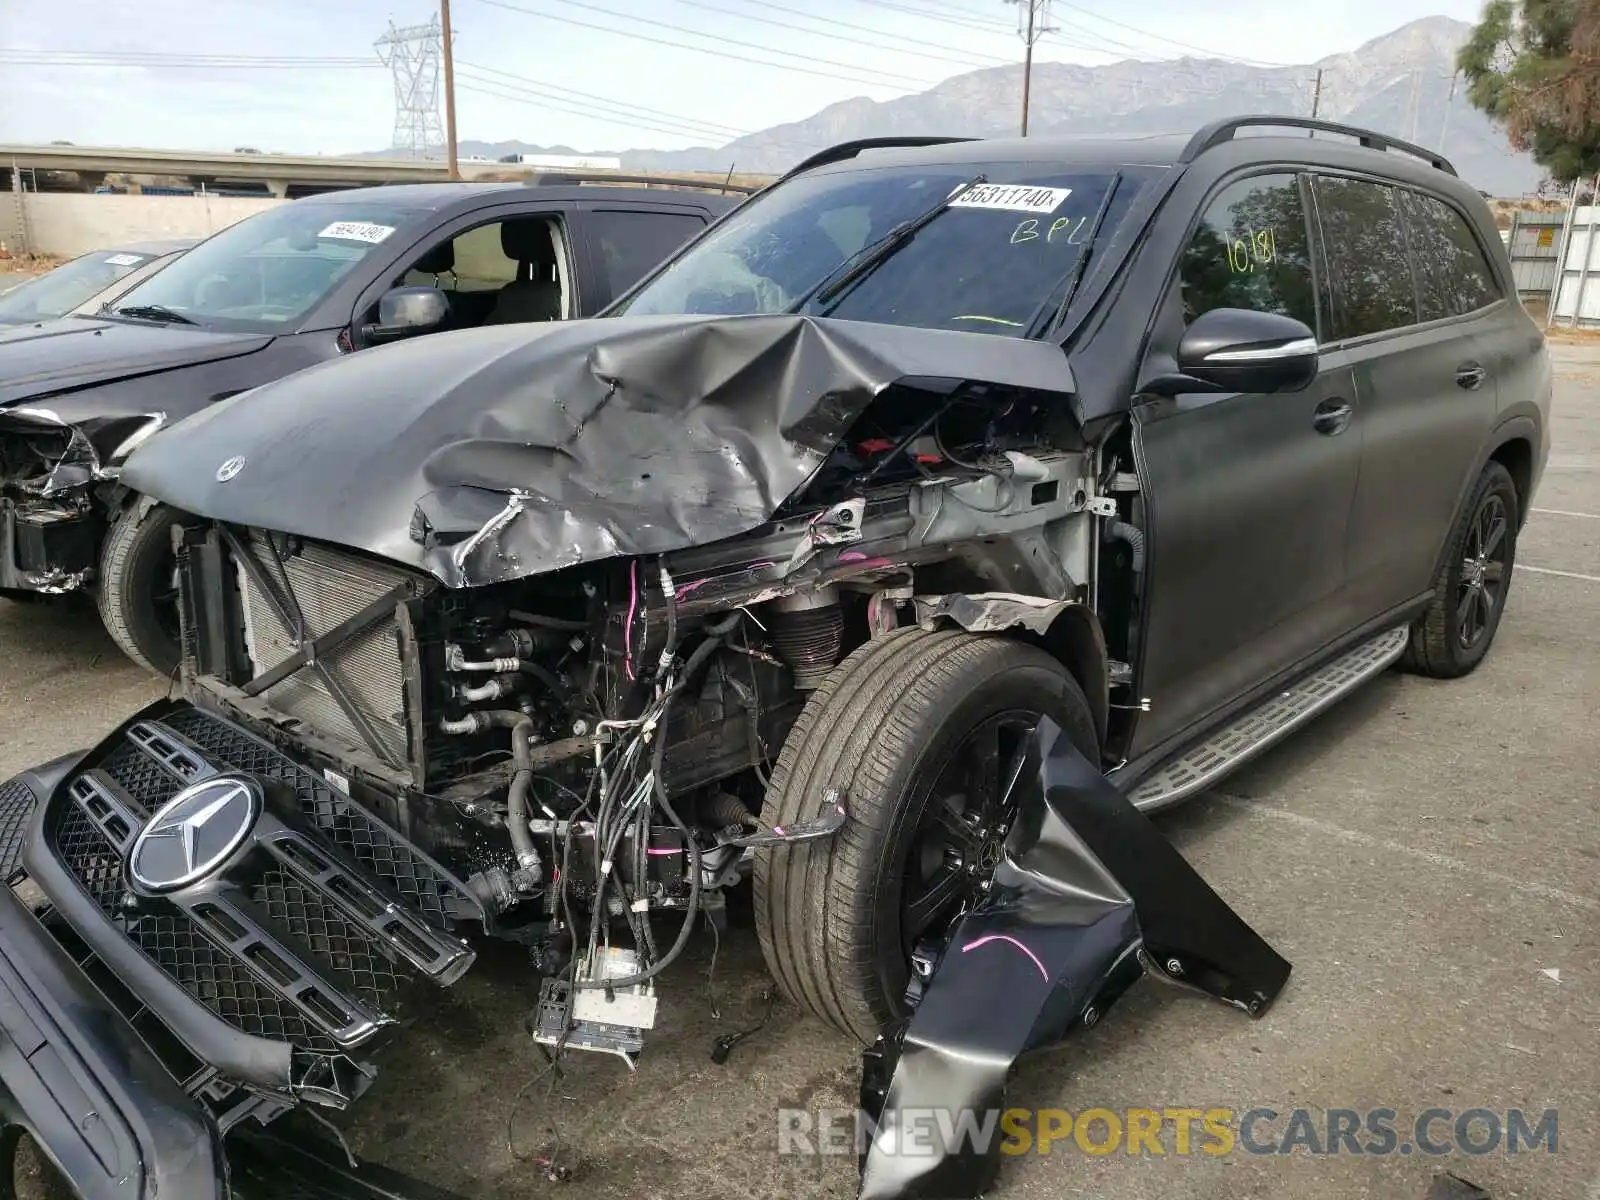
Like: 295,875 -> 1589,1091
1401,461 -> 1519,679
97,496 -> 183,677
754,629 -> 1098,1043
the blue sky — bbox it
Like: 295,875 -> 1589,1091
0,0 -> 1486,154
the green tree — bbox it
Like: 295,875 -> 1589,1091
1460,0 -> 1600,182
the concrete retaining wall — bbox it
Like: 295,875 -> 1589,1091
3,193 -> 284,257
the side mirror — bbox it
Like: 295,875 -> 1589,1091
361,286 -> 447,343
1169,308 -> 1319,395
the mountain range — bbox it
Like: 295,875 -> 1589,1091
406,16 -> 1545,196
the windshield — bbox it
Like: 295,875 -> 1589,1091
0,249 -> 165,322
108,201 -> 422,332
615,164 -> 1138,336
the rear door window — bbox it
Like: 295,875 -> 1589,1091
587,210 -> 706,300
1395,189 -> 1501,321
1313,177 -> 1419,339
1177,172 -> 1318,331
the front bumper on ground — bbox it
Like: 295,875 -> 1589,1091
0,766 -> 224,1199
0,702 -> 484,1199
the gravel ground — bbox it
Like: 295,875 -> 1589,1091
1,344 -> 1596,1200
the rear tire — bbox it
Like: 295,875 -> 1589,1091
97,496 -> 182,677
753,628 -> 1098,1044
1401,461 -> 1519,679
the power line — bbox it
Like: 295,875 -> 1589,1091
455,78 -> 780,149
470,0 -> 939,90
727,0 -> 1015,66
457,80 -> 718,143
458,60 -> 754,140
1047,1 -> 1296,68
456,70 -> 754,143
0,49 -> 382,68
673,0 -> 1009,70
853,0 -> 1014,34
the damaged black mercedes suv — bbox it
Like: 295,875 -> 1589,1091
0,117 -> 1549,1199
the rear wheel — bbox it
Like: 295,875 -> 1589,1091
754,629 -> 1098,1043
1401,461 -> 1519,679
97,496 -> 183,677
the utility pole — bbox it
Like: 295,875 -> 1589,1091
1009,0 -> 1054,137
1404,68 -> 1421,144
441,0 -> 459,179
1438,70 -> 1458,157
1310,67 -> 1324,120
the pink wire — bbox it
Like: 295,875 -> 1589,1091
623,559 -> 639,679
960,933 -> 1049,983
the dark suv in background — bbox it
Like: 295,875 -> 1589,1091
0,118 -> 1548,1199
0,176 -> 743,676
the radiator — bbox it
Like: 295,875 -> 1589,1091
236,531 -> 414,766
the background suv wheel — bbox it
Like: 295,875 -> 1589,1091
97,497 -> 182,678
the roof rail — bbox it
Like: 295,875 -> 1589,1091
1181,116 -> 1458,176
778,136 -> 979,183
526,171 -> 760,195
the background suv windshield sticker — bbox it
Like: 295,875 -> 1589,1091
951,184 -> 1073,214
317,221 -> 397,245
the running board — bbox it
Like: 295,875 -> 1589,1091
1119,625 -> 1411,812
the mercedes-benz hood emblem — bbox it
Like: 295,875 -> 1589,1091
216,455 -> 246,482
128,775 -> 261,892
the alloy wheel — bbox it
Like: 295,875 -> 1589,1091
1457,492 -> 1509,650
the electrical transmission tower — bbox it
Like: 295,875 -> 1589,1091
375,16 -> 446,159
1007,0 -> 1055,137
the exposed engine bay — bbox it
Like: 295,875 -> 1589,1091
173,405 -> 1104,1068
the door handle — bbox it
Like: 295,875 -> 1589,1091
1456,362 -> 1487,391
1312,399 -> 1354,436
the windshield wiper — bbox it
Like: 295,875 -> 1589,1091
789,173 -> 987,317
1022,172 -> 1122,339
112,303 -> 198,326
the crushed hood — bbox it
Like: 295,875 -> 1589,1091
122,314 -> 1077,587
0,317 -> 271,409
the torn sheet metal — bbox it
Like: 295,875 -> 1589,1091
857,718 -> 1290,1199
911,592 -> 1077,636
120,314 -> 1077,588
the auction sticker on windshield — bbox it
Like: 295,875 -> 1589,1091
103,253 -> 148,267
950,185 -> 1073,214
318,221 -> 397,244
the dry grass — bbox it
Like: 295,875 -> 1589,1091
0,253 -> 65,277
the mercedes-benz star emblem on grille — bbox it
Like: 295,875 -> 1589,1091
216,455 -> 246,482
128,775 -> 262,892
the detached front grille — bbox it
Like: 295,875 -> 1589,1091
235,531 -> 416,767
0,777 -> 36,879
41,706 -> 479,1058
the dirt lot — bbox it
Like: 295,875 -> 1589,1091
1,346 -> 1597,1200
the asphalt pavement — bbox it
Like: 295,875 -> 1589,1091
1,342 -> 1596,1200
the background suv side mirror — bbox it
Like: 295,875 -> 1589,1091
362,286 -> 447,343
1169,308 -> 1319,395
